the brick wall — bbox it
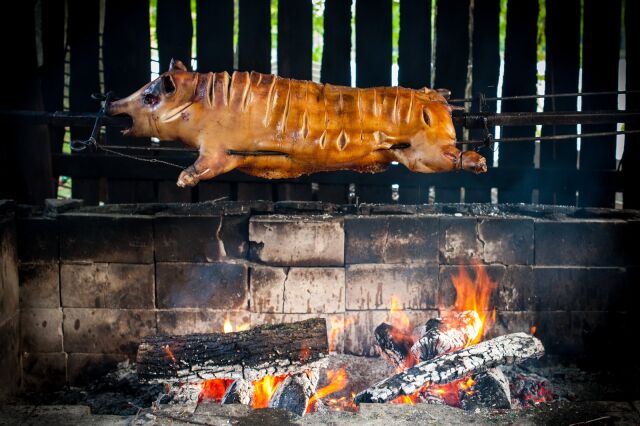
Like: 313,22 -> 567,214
12,200 -> 640,390
0,201 -> 20,398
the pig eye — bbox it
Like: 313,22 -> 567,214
162,75 -> 176,94
143,93 -> 159,106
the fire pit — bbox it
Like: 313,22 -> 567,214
1,200 -> 639,424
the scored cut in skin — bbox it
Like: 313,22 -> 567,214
108,59 -> 487,188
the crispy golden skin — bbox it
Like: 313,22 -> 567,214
108,59 -> 486,187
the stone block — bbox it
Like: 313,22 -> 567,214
67,353 -> 128,386
478,218 -> 534,265
249,215 -> 344,266
250,266 -> 286,313
59,213 -> 153,263
283,268 -> 345,314
19,263 -> 60,308
16,216 -> 58,262
535,220 -> 627,266
343,310 -> 438,356
60,263 -> 154,309
63,308 -> 156,355
438,217 -> 482,264
22,352 -> 67,391
156,263 -> 248,309
157,309 -> 251,335
154,213 -> 248,262
21,308 -> 63,352
438,265 -> 506,309
1,218 -> 19,324
346,264 -> 439,310
0,315 -> 20,398
345,216 -> 438,264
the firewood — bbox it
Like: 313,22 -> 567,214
374,323 -> 414,368
460,368 -> 512,410
221,379 -> 253,405
136,318 -> 328,383
354,332 -> 544,404
410,311 -> 482,362
268,369 -> 320,416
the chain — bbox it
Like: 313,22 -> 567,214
70,92 -> 186,171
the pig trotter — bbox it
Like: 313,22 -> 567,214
177,165 -> 211,188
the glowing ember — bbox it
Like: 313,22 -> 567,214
252,375 -> 287,409
306,368 -> 349,413
199,378 -> 234,402
530,325 -> 537,335
325,392 -> 358,412
451,263 -> 498,346
163,345 -> 177,364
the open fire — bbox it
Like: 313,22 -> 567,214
150,263 -> 550,415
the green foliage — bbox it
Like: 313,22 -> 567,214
392,0 -> 400,65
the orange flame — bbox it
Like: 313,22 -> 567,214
306,368 -> 349,413
451,263 -> 498,345
222,316 -> 251,333
163,345 -> 177,364
252,375 -> 287,409
389,296 -> 412,332
530,325 -> 537,335
199,378 -> 234,402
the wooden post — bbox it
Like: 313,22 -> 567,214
103,0 -> 154,203
277,0 -> 313,201
0,1 -> 54,203
398,0 -> 432,203
467,0 -> 500,203
540,0 -> 580,206
434,0 -> 470,203
624,0 -> 640,208
319,0 -> 352,203
498,0 -> 538,203
580,0 -> 621,207
196,0 -> 234,74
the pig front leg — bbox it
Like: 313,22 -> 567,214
176,152 -> 238,187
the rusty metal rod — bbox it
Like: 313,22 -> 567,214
449,89 -> 640,103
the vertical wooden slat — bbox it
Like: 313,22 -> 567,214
197,0 -> 234,73
498,0 -> 538,203
355,0 -> 392,88
624,0 -> 640,208
539,0 -> 580,206
320,0 -> 352,203
355,0 -> 391,203
68,0 -> 101,204
157,0 -> 192,70
466,0 -> 500,203
39,0 -> 66,154
398,0 -> 431,203
276,0 -> 313,200
580,0 -> 621,207
398,0 -> 431,89
237,0 -> 272,200
238,0 -> 271,73
321,0 -> 351,86
0,1 -> 54,203
103,0 -> 155,203
157,0 -> 194,202
434,0 -> 470,203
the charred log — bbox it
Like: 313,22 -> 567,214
410,311 -> 482,362
221,379 -> 253,405
355,332 -> 544,404
136,318 -> 328,383
460,368 -> 512,410
268,369 -> 320,416
374,323 -> 415,368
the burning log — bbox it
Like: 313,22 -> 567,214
460,368 -> 512,410
136,318 -> 328,383
221,379 -> 253,405
268,369 -> 320,416
355,332 -> 544,404
410,311 -> 482,362
374,323 -> 414,368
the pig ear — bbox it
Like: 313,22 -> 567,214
169,58 -> 188,72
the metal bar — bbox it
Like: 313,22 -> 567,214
449,89 -> 640,103
1,109 -> 639,129
462,129 -> 640,145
